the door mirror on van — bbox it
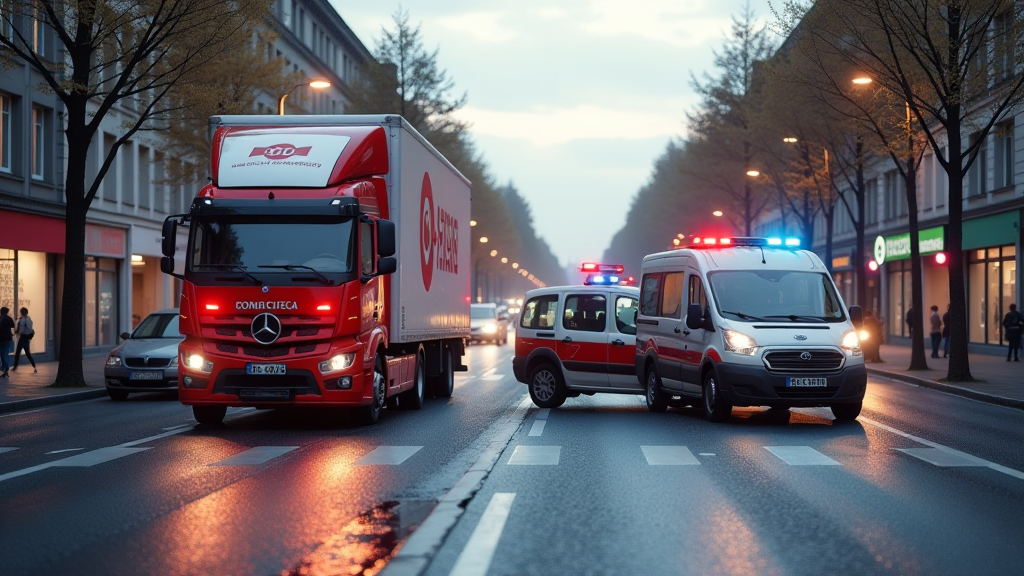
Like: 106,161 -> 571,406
685,303 -> 704,330
161,217 -> 177,257
849,305 -> 863,328
377,219 -> 396,257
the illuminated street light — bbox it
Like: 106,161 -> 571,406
673,239 -> 681,246
746,170 -> 760,177
278,80 -> 331,115
470,220 -> 478,227
677,233 -> 684,239
479,237 -> 488,243
783,137 -> 798,143
512,263 -> 519,269
490,250 -> 498,257
501,257 -> 508,263
852,76 -> 873,85
712,210 -> 724,217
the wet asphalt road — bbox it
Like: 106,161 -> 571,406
1,341 -> 1023,576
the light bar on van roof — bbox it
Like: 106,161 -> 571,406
580,263 -> 625,274
584,274 -> 621,285
688,237 -> 801,249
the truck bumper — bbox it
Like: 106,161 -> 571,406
714,363 -> 867,408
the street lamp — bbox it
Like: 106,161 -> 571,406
479,237 -> 488,243
279,80 -> 331,115
852,76 -> 873,85
746,170 -> 760,177
470,220 -> 477,227
512,263 -> 519,269
782,137 -> 798,143
501,257 -> 508,263
490,250 -> 498,257
712,210 -> 723,217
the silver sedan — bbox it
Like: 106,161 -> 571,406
104,309 -> 182,400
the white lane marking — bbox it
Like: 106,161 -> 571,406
527,420 -> 546,437
482,374 -> 504,381
0,447 -> 19,454
859,416 -> 1024,480
699,453 -> 716,456
765,446 -> 842,466
210,446 -> 298,466
897,448 -> 987,467
641,446 -> 701,465
119,425 -> 196,447
507,445 -> 560,465
163,424 -> 192,431
482,368 -> 497,377
448,493 -> 517,576
353,446 -> 423,466
50,446 -> 150,467
535,409 -> 550,420
45,448 -> 85,454
0,398 -> 106,419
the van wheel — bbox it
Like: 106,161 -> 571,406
193,406 -> 226,425
645,367 -> 668,412
702,370 -> 732,423
356,355 -> 386,424
528,363 -> 566,408
400,348 -> 425,410
433,346 -> 455,399
831,402 -> 862,421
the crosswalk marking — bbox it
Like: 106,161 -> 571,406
527,420 -> 546,437
507,445 -> 560,465
535,409 -> 550,420
896,448 -> 987,467
0,447 -> 18,455
641,446 -> 700,465
353,446 -> 423,465
449,493 -> 517,576
51,447 -> 151,467
46,448 -> 85,454
210,446 -> 298,466
765,446 -> 841,466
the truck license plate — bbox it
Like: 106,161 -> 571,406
246,363 -> 287,375
129,371 -> 163,380
787,377 -> 827,387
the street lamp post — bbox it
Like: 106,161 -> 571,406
278,80 -> 331,115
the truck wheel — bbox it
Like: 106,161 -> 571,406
356,356 -> 386,425
193,406 -> 226,425
432,347 -> 455,399
400,349 -> 425,410
831,402 -> 862,421
645,367 -> 668,413
107,389 -> 129,401
528,363 -> 566,408
702,370 -> 732,423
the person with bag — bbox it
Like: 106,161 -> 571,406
12,307 -> 36,372
1003,303 -> 1024,362
0,307 -> 14,378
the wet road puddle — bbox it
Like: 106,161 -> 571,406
282,499 -> 434,576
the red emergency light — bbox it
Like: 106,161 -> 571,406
581,263 -> 598,271
579,263 -> 624,274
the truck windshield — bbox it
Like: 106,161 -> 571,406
708,270 -> 846,323
190,217 -> 355,274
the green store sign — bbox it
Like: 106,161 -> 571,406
873,226 -> 945,265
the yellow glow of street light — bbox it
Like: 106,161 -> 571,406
308,80 -> 332,89
783,137 -> 798,143
712,210 -> 724,217
673,239 -> 681,246
490,250 -> 498,257
746,170 -> 760,177
470,220 -> 477,227
512,263 -> 519,269
501,257 -> 508,263
677,233 -> 684,239
479,236 -> 488,243
852,76 -> 873,85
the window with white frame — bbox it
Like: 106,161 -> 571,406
995,121 -> 1014,189
936,146 -> 947,207
994,9 -> 1014,83
0,93 -> 10,172
968,132 -> 988,196
31,106 -> 44,179
33,5 -> 47,57
923,153 -> 934,209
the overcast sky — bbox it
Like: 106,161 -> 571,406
334,0 -> 776,269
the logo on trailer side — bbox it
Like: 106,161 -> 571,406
249,144 -> 313,161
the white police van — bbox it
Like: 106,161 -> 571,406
634,237 -> 866,422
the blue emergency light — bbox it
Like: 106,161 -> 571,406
584,274 -> 621,286
689,237 -> 802,249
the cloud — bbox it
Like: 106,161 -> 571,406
455,104 -> 685,146
433,11 -> 517,43
581,0 -> 735,48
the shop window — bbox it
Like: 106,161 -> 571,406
887,261 -> 913,338
85,257 -> 120,347
0,93 -> 10,172
968,246 -> 1017,345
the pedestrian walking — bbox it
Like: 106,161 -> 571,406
1002,303 -> 1024,362
929,305 -> 942,358
905,307 -> 914,338
12,307 -> 36,372
0,307 -> 14,378
942,304 -> 951,358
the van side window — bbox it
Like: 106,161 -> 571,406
563,294 -> 607,332
640,273 -> 661,316
521,295 -> 559,329
688,274 -> 708,311
660,272 -> 684,319
615,296 -> 638,335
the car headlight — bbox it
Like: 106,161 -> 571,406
723,329 -> 758,355
106,355 -> 121,367
482,322 -> 497,334
186,353 -> 214,373
842,330 -> 862,356
319,352 -> 356,374
858,329 -> 870,342
169,356 -> 179,368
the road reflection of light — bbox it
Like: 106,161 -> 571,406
164,475 -> 257,575
700,505 -> 782,576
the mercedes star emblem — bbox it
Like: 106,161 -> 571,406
800,352 -> 813,361
251,312 -> 282,345
261,285 -> 270,293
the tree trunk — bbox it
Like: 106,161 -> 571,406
824,206 -> 834,273
854,140 -> 868,309
945,106 -> 973,381
905,156 -> 928,371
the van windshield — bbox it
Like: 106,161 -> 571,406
707,270 -> 846,323
471,306 -> 496,320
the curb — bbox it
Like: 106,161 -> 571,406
866,367 -> 1024,411
0,388 -> 108,414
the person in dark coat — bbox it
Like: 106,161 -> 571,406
12,307 -> 36,372
1003,303 -> 1024,362
0,307 -> 14,378
941,305 -> 951,358
905,307 -> 914,338
863,310 -> 884,363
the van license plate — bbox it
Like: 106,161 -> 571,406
129,371 -> 162,380
787,377 -> 827,387
246,363 -> 286,375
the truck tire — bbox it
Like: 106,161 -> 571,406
193,405 -> 226,425
356,355 -> 386,425
528,363 -> 566,408
432,346 -> 455,399
400,348 -> 425,410
645,366 -> 668,413
702,370 -> 732,423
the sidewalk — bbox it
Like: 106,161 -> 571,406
866,343 -> 1024,410
0,354 -> 109,413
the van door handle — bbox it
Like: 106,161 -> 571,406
562,337 -> 573,344
683,329 -> 691,336
674,327 -> 681,333
611,339 -> 625,346
538,332 -> 555,338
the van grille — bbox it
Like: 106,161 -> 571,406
763,349 -> 845,374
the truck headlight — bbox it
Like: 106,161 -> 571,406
723,329 -> 758,355
187,354 -> 214,373
482,322 -> 497,334
842,330 -> 862,356
319,352 -> 356,374
106,355 -> 121,367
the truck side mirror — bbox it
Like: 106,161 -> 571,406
377,219 -> 396,257
377,256 -> 397,275
160,256 -> 175,275
161,218 -> 177,257
849,305 -> 863,328
685,303 -> 704,330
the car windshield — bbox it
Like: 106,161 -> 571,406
132,314 -> 180,338
708,270 -> 846,323
189,216 -> 355,274
471,306 -> 496,320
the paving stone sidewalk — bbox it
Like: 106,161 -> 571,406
0,353 -> 109,413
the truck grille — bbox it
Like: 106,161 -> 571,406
763,349 -> 845,374
199,313 -> 335,360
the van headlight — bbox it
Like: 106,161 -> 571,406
319,352 -> 356,374
482,322 -> 497,334
723,329 -> 758,355
842,330 -> 862,356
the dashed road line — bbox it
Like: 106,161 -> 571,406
765,446 -> 842,466
535,409 -> 550,420
507,445 -> 560,465
210,446 -> 298,466
0,447 -> 19,454
897,448 -> 986,467
641,446 -> 700,465
527,420 -> 546,437
448,492 -> 516,576
354,446 -> 424,466
45,448 -> 85,454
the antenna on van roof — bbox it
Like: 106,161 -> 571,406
758,245 -> 766,264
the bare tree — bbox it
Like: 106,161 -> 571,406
0,0 -> 269,386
